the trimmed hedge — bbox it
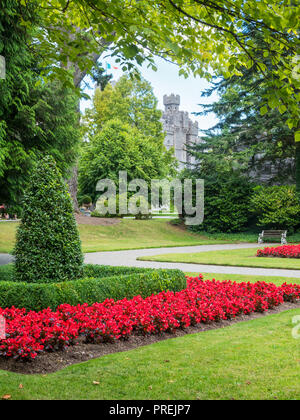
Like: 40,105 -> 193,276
0,264 -> 186,311
14,156 -> 84,284
0,264 -> 160,283
0,265 -> 14,282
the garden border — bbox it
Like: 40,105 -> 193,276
0,265 -> 187,311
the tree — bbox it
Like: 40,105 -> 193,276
250,185 -> 300,231
90,62 -> 113,91
0,1 -> 81,211
4,1 -> 300,198
36,1 -> 299,126
79,119 -> 175,202
0,80 -> 82,211
14,156 -> 83,284
85,75 -> 164,138
0,0 -> 37,207
190,68 -> 297,184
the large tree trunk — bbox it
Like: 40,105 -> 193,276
62,28 -> 111,210
67,164 -> 79,212
67,54 -> 103,210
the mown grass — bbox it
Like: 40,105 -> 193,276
139,247 -> 300,270
0,308 -> 299,400
0,220 -> 254,254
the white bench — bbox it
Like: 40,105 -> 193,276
258,230 -> 287,245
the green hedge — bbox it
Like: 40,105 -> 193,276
0,264 -> 14,282
0,265 -> 186,311
0,264 -> 156,283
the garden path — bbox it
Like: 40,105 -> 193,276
1,243 -> 300,278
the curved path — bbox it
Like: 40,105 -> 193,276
85,243 -> 300,278
1,243 -> 300,278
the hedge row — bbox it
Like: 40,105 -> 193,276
0,264 -> 157,283
0,265 -> 187,311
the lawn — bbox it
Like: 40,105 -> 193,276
139,247 -> 300,270
2,220 -> 300,254
0,220 -> 255,254
0,308 -> 299,400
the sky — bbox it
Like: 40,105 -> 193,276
80,56 -> 219,132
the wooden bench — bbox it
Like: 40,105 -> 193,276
258,230 -> 287,245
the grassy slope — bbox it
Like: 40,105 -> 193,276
0,220 -> 253,254
139,247 -> 300,270
0,309 -> 299,400
2,220 -> 300,254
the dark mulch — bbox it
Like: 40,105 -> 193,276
1,301 -> 299,376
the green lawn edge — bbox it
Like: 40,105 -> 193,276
0,308 -> 299,400
138,247 -> 300,271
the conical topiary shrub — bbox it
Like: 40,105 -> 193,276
14,156 -> 83,283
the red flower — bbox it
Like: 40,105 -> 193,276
0,277 -> 299,361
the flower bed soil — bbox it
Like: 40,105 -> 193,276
1,276 -> 300,374
0,301 -> 299,375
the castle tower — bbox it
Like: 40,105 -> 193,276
161,94 -> 200,169
163,94 -> 180,112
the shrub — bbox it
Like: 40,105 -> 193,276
187,175 -> 252,233
0,265 -> 187,311
79,195 -> 92,206
0,265 -> 14,282
14,156 -> 84,284
250,185 -> 300,232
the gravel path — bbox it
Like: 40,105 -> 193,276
2,243 -> 300,278
0,254 -> 14,265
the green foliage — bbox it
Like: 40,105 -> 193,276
14,156 -> 83,284
79,119 -> 175,202
0,264 -> 187,311
0,78 -> 81,209
0,0 -> 37,206
79,195 -> 92,206
0,0 -> 81,209
296,142 -> 300,199
191,66 -> 297,184
37,1 -> 299,129
0,264 -> 13,282
85,76 -> 164,139
181,165 -> 253,233
80,75 -> 175,203
90,62 -> 113,91
249,185 -> 300,231
199,175 -> 253,233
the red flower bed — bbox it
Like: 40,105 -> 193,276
257,245 -> 300,259
1,276 -> 299,361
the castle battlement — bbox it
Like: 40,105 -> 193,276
163,94 -> 180,107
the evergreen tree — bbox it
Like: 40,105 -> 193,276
190,67 -> 297,184
14,156 -> 83,284
0,2 -> 81,211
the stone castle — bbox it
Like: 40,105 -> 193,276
161,94 -> 200,169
